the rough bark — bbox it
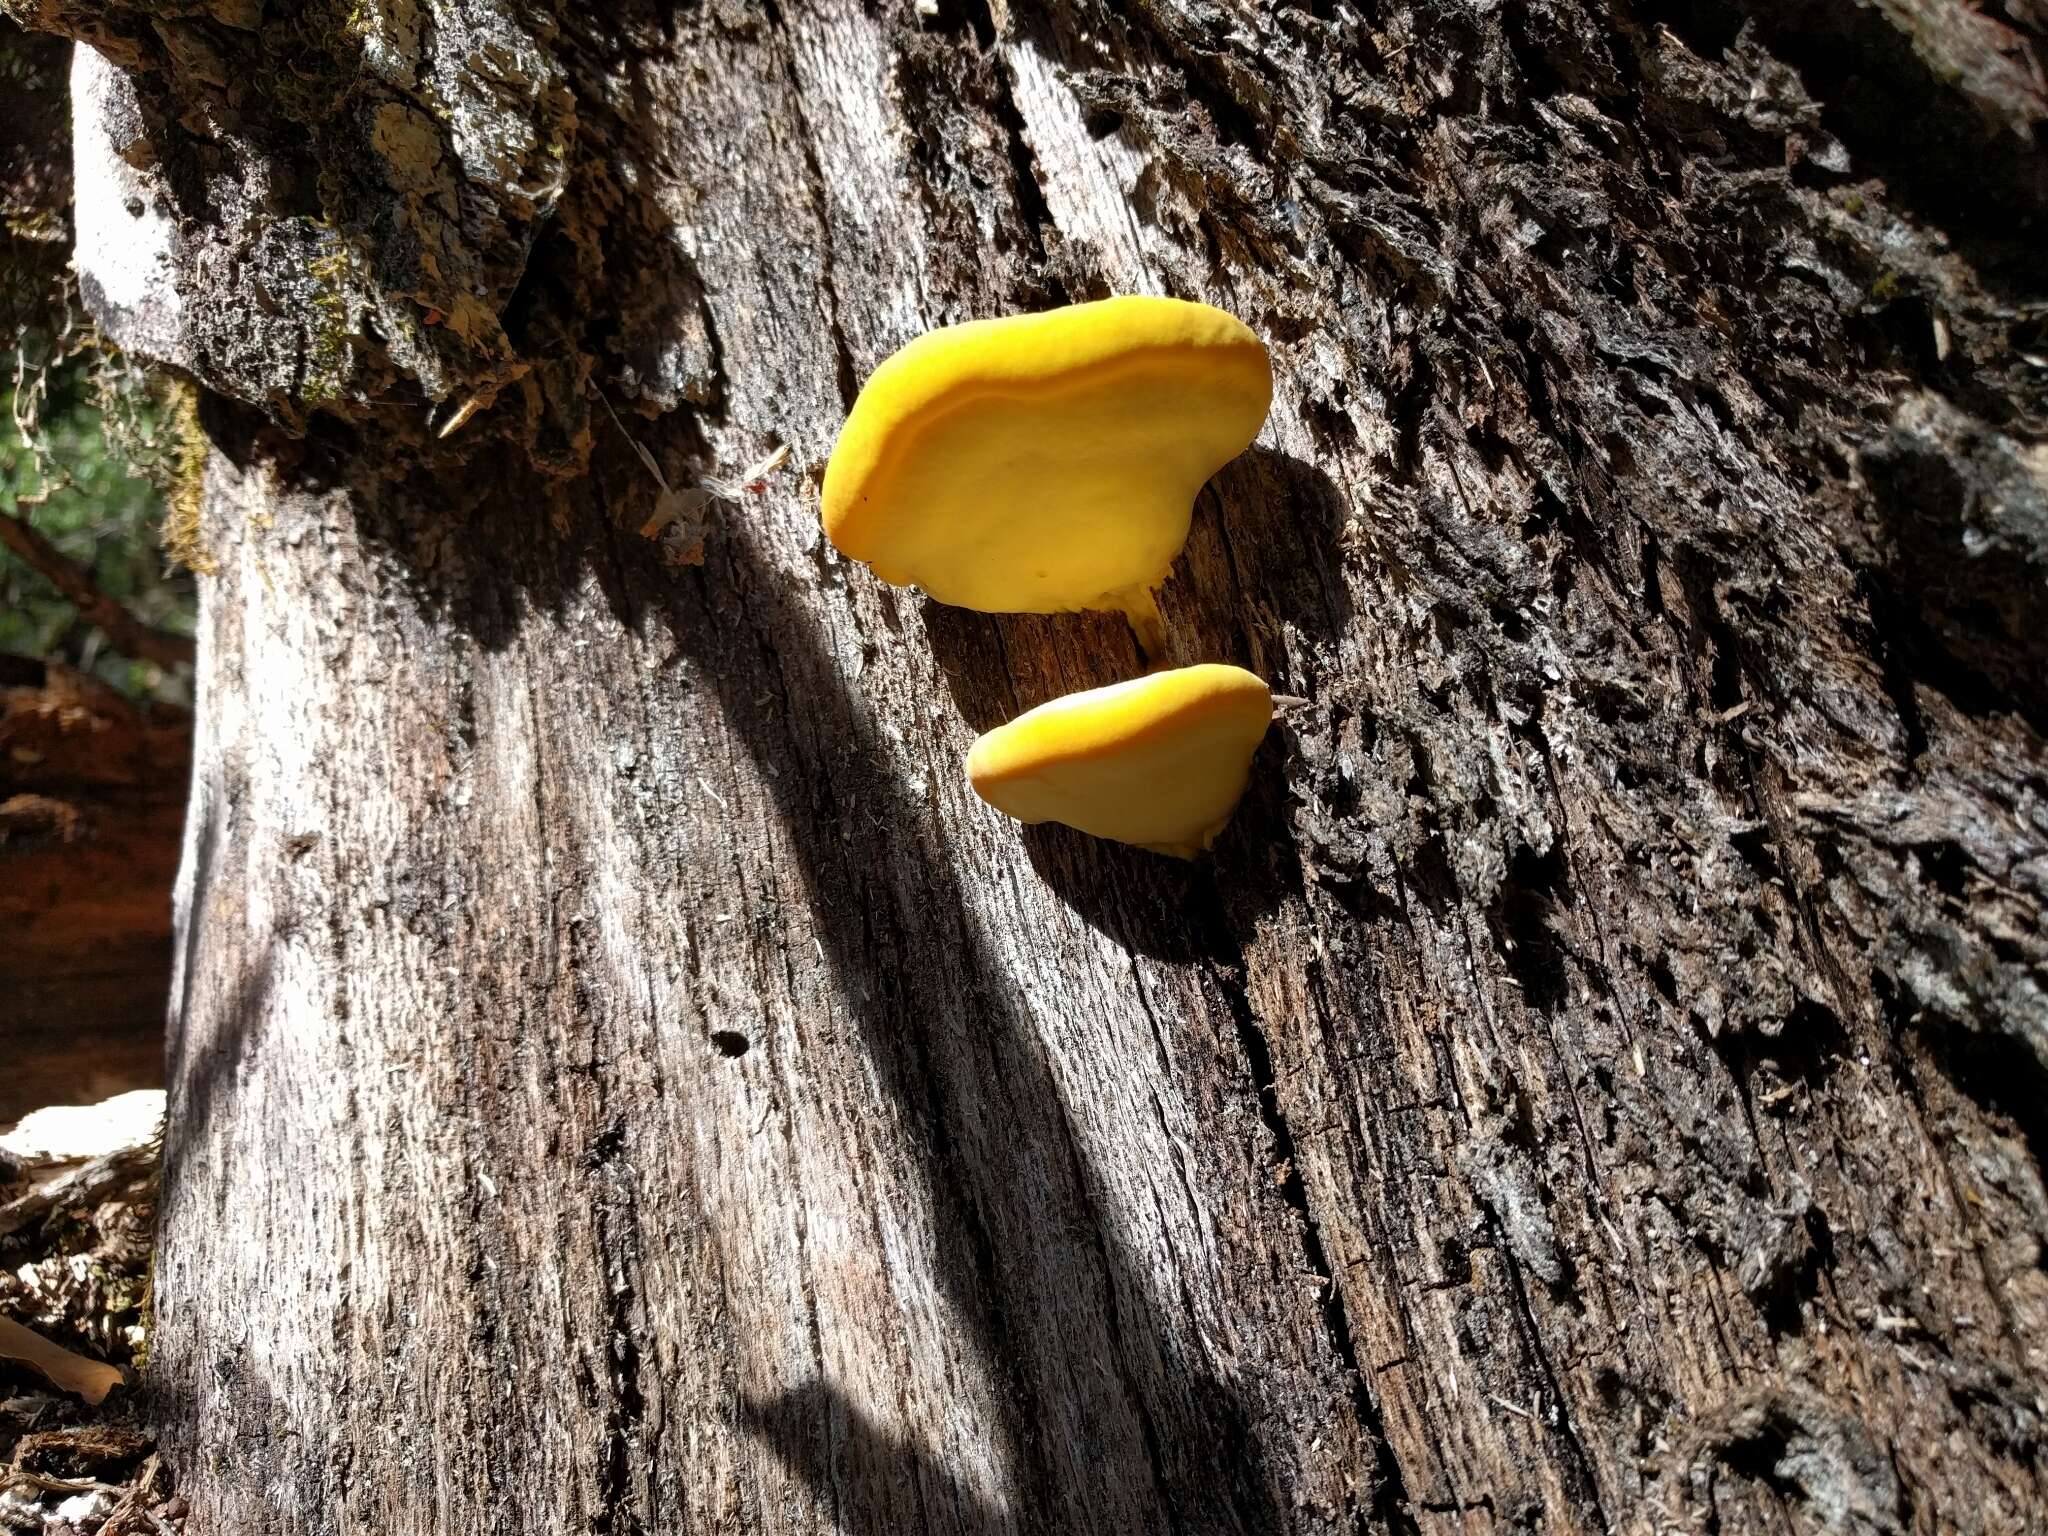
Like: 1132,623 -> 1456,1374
16,0 -> 2048,1531
0,657 -> 188,1123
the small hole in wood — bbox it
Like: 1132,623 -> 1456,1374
710,1030 -> 751,1058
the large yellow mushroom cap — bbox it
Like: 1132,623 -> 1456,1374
966,664 -> 1274,858
821,297 -> 1272,631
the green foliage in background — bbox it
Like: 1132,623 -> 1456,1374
1,356 -> 196,706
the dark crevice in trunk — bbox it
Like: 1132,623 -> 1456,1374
764,0 -> 862,412
589,1122 -> 651,1536
1879,978 -> 2039,1355
1857,574 -> 1933,769
1908,1005 -> 2048,1181
983,39 -> 1057,272
1190,885 -> 1420,1535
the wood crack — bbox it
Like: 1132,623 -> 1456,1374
763,0 -> 860,412
589,1122 -> 651,1536
1492,1238 -> 1614,1533
1191,887 -> 1420,1534
982,30 -> 1056,267
1042,1081 -> 1181,1533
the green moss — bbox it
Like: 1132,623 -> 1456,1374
158,376 -> 214,575
253,0 -> 374,131
1,349 -> 198,700
303,233 -> 370,404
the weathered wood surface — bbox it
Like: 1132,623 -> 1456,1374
17,0 -> 2048,1529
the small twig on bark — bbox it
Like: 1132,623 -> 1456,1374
0,508 -> 194,670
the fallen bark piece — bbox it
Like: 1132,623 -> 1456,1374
0,1318 -> 124,1406
0,1090 -> 166,1165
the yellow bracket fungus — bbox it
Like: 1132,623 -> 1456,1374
821,296 -> 1272,652
967,664 -> 1273,858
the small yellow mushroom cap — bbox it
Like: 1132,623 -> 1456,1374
967,664 -> 1274,858
821,297 -> 1272,622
